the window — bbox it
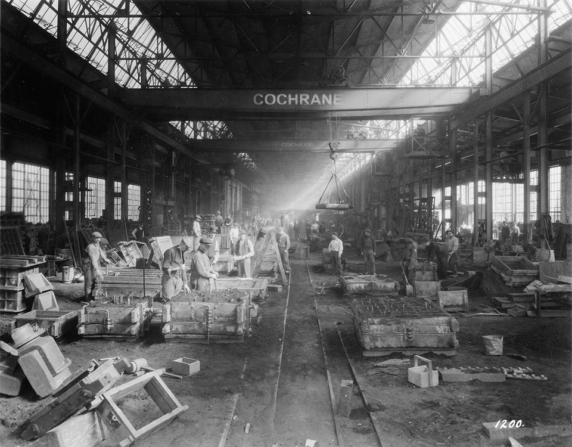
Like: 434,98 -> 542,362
127,184 -> 141,221
114,181 -> 121,220
493,182 -> 513,223
549,166 -> 561,222
12,162 -> 50,223
468,182 -> 474,205
530,170 -> 538,221
85,177 -> 106,218
0,160 -> 6,212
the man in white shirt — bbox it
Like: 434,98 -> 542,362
229,223 -> 239,247
328,232 -> 344,276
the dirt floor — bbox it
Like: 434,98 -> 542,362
1,240 -> 571,447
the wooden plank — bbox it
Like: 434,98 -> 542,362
271,235 -> 287,284
251,232 -> 272,278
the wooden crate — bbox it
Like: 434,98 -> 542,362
213,277 -> 268,298
97,370 -> 188,447
492,256 -> 538,287
340,275 -> 399,293
351,296 -> 459,356
162,296 -> 257,342
78,302 -> 151,339
15,310 -> 79,339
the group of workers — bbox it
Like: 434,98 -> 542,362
82,211 -> 461,302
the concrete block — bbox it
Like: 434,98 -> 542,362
0,352 -> 25,396
337,379 -> 353,417
171,357 -> 200,376
11,323 -> 45,348
33,291 -> 59,311
29,411 -> 107,447
24,273 -> 54,298
18,336 -> 72,398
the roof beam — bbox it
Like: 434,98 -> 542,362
1,31 -> 209,165
450,48 -> 571,130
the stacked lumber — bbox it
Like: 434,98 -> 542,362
100,267 -> 162,297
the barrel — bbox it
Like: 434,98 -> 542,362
61,266 -> 74,283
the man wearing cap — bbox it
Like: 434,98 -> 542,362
82,232 -> 110,301
191,215 -> 202,252
214,211 -> 224,233
205,225 -> 220,266
190,237 -> 219,291
275,227 -> 291,275
232,231 -> 254,277
401,232 -> 419,294
445,229 -> 460,277
160,237 -> 192,302
359,229 -> 376,275
328,232 -> 344,276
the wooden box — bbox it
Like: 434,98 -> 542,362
78,302 -> 151,339
492,256 -> 538,287
97,370 -> 188,447
351,296 -> 459,356
162,296 -> 257,342
16,310 -> 79,339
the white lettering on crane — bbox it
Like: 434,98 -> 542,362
252,93 -> 344,106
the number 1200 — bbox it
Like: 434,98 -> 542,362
496,420 -> 523,429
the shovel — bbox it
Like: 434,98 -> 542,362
401,263 -> 414,296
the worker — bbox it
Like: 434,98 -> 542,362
131,224 -> 145,242
338,222 -> 345,240
500,221 -> 511,243
359,228 -> 376,275
191,215 -> 202,251
214,211 -> 224,233
160,236 -> 192,302
229,222 -> 239,247
293,219 -> 301,241
310,220 -> 320,251
190,237 -> 218,291
328,232 -> 343,276
224,214 -> 233,226
511,222 -> 520,244
82,231 -> 110,301
232,231 -> 254,277
401,232 -> 418,295
418,236 -> 449,280
445,229 -> 460,277
204,225 -> 220,266
276,227 -> 291,275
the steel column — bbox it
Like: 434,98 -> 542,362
121,122 -> 128,225
441,160 -> 446,237
485,111 -> 493,242
107,23 -> 116,98
57,0 -> 67,68
538,2 -> 549,248
473,120 -> 479,247
73,96 -> 81,231
106,122 -> 115,230
449,123 -> 458,233
523,90 -> 531,248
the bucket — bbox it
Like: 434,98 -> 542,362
61,266 -> 74,283
483,335 -> 503,355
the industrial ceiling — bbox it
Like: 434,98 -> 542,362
2,0 -> 571,210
